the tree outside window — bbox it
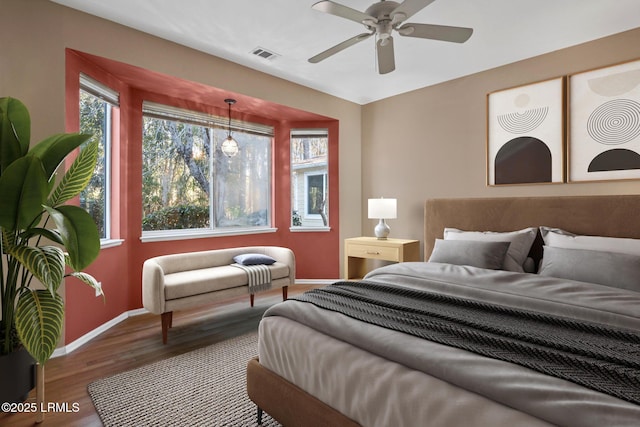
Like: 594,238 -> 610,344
141,106 -> 272,235
79,82 -> 116,240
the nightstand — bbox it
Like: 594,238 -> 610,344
344,237 -> 420,280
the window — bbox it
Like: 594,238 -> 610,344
291,129 -> 329,229
141,102 -> 273,238
79,74 -> 118,240
306,173 -> 327,217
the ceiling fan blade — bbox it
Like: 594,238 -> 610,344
376,37 -> 396,74
309,32 -> 373,63
390,0 -> 436,22
398,23 -> 473,43
311,1 -> 376,25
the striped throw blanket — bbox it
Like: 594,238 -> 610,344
294,281 -> 640,405
232,263 -> 272,294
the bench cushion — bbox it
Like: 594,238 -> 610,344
164,262 -> 290,301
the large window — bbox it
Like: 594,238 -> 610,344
79,74 -> 118,240
291,129 -> 329,229
141,103 -> 273,237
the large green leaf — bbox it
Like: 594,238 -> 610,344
18,227 -> 64,245
68,271 -> 104,300
0,156 -> 48,230
28,133 -> 93,182
0,97 -> 30,173
9,245 -> 65,293
1,227 -> 16,250
44,205 -> 100,271
47,138 -> 99,206
15,289 -> 64,365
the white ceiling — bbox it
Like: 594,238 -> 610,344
51,0 -> 640,105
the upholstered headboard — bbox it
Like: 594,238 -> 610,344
424,195 -> 640,263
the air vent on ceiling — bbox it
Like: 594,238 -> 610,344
251,47 -> 280,61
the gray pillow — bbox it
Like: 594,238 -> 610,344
233,253 -> 276,266
428,239 -> 511,270
443,227 -> 537,273
538,246 -> 640,291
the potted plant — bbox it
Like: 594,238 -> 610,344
0,97 -> 102,406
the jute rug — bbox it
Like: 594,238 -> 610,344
88,332 -> 281,426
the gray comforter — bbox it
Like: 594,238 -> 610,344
263,262 -> 640,427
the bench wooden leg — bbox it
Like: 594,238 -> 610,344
257,406 -> 263,425
251,286 -> 288,308
161,311 -> 173,345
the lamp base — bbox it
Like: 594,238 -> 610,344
374,219 -> 390,240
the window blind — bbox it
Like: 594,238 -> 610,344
80,73 -> 119,106
142,101 -> 274,136
291,129 -> 328,139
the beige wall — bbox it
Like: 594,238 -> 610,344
0,0 -> 362,253
2,0 -> 639,264
362,28 -> 640,253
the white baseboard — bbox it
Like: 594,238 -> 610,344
294,279 -> 336,286
52,307 -> 150,358
51,279 -> 335,359
127,308 -> 149,317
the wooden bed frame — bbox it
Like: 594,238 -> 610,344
246,357 -> 360,426
246,194 -> 640,427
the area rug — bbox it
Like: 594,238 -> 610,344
88,332 -> 281,426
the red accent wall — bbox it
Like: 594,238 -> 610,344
64,49 -> 340,344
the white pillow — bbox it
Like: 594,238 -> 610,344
540,227 -> 640,256
443,227 -> 537,273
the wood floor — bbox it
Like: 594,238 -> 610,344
0,285 -> 317,427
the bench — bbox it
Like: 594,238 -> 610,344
142,246 -> 295,344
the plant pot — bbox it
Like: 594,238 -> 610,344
0,347 -> 35,404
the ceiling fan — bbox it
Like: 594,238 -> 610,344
308,0 -> 473,74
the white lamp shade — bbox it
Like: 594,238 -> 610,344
368,198 -> 397,219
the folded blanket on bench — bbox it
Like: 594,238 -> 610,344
232,263 -> 272,294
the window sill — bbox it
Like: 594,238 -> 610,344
289,226 -> 331,232
140,227 -> 278,243
100,239 -> 124,249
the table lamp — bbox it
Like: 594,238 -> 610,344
368,197 -> 397,240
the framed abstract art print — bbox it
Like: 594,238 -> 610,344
568,58 -> 640,182
486,77 -> 565,186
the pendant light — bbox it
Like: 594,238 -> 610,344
221,98 -> 239,157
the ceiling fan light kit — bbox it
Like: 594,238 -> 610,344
309,0 -> 473,74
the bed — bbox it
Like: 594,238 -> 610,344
246,195 -> 640,427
